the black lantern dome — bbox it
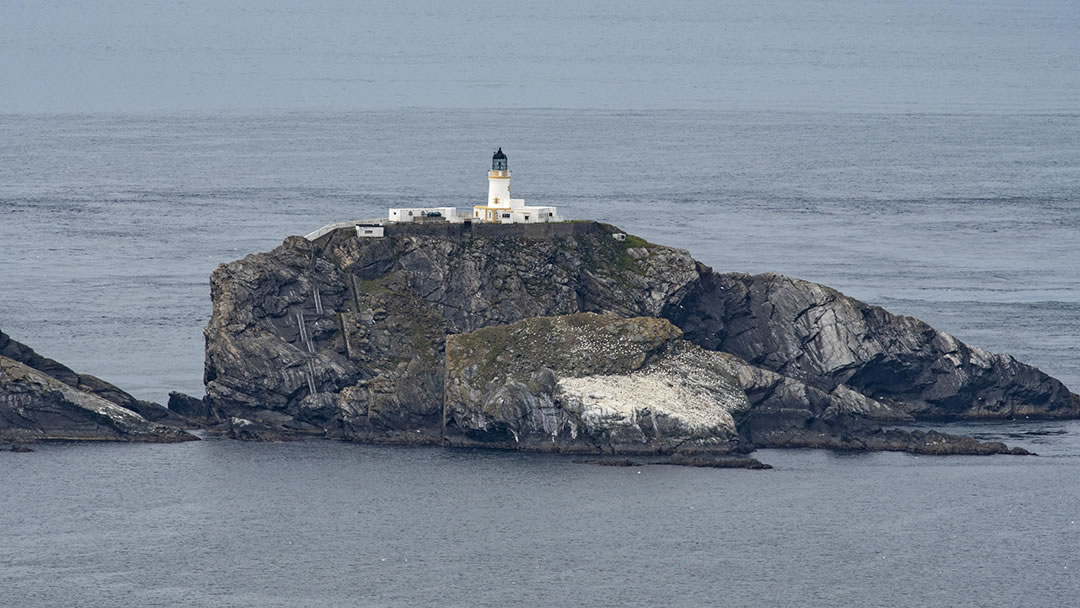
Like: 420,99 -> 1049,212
492,147 -> 508,171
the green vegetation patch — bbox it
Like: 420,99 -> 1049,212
622,234 -> 653,249
446,313 -> 680,392
356,275 -> 395,296
578,229 -> 654,281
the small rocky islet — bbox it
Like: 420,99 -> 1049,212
4,220 -> 1077,466
194,220 -> 1076,459
0,330 -> 197,444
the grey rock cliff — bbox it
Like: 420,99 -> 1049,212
669,272 -> 1080,420
204,222 -> 703,443
443,313 -> 749,454
712,351 -> 1028,454
202,221 -> 1077,449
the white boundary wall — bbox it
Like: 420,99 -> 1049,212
305,219 -> 385,241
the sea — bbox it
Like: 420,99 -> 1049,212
2,1 -> 1079,607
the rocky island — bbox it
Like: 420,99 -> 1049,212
194,220 -> 1076,460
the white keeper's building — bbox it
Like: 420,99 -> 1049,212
388,148 -> 559,224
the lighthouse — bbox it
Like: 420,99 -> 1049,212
385,148 -> 559,225
473,148 -> 559,223
487,147 -> 511,207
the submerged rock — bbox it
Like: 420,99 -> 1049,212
663,453 -> 774,469
202,221 -> 1076,452
227,417 -> 293,442
574,455 -> 773,469
748,424 -> 1032,456
443,313 -> 749,454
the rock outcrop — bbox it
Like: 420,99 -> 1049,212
1,329 -> 196,429
0,330 -> 197,442
443,313 -> 749,454
202,221 -> 1078,451
0,356 -> 196,443
167,391 -> 218,423
669,272 -> 1080,420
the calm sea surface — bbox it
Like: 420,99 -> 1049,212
2,427 -> 1079,608
2,1 -> 1080,606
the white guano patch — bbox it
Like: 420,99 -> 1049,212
557,368 -> 738,434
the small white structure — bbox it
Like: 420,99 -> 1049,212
388,206 -> 459,223
472,148 -> 559,224
355,224 -> 384,238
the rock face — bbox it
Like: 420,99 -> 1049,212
204,222 -> 703,443
0,330 -> 197,442
202,221 -> 1079,449
443,313 -> 749,454
167,391 -> 217,422
669,272 -> 1080,421
0,356 -> 196,443
0,329 -> 195,430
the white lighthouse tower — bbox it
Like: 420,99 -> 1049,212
473,148 -> 559,223
487,147 -> 511,207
